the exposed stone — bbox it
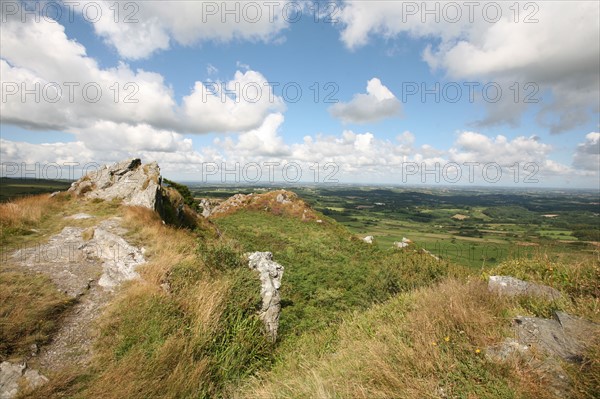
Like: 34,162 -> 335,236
84,219 -> 145,290
67,213 -> 94,220
487,310 -> 599,398
486,338 -> 530,362
246,252 -> 284,342
276,192 -> 292,204
488,276 -> 563,301
8,217 -> 145,373
514,312 -> 599,362
198,198 -> 215,218
363,236 -> 374,244
0,361 -> 48,399
393,237 -> 412,249
68,159 -> 162,210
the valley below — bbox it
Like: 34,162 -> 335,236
1,163 -> 598,399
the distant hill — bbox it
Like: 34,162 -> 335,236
0,177 -> 72,202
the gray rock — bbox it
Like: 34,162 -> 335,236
198,199 -> 214,218
486,338 -> 530,362
0,361 -> 48,399
69,159 -> 162,210
67,213 -> 94,220
82,219 -> 145,290
276,193 -> 292,204
488,276 -> 562,301
487,311 -> 599,398
246,252 -> 284,342
514,312 -> 599,362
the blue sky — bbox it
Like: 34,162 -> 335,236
1,1 -> 599,188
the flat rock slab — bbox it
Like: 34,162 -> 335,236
488,276 -> 563,301
487,311 -> 599,398
0,362 -> 47,399
514,311 -> 599,362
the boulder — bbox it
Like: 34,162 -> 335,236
486,311 -> 599,398
488,276 -> 562,301
514,311 -> 599,362
246,252 -> 284,342
69,159 -> 162,210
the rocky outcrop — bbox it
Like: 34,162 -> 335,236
514,311 -> 599,362
0,362 -> 48,399
246,252 -> 284,342
488,276 -> 563,301
487,311 -> 599,398
68,159 -> 162,210
486,275 -> 598,398
200,190 -> 318,221
5,216 -> 146,398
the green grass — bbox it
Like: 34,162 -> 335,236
0,178 -> 71,202
213,209 -> 465,341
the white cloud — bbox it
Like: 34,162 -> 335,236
573,133 -> 600,171
329,78 -> 402,123
180,70 -> 285,134
80,1 -> 291,59
449,132 -> 553,166
0,16 -> 283,134
338,1 -> 600,132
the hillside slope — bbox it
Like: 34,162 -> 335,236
1,167 -> 598,398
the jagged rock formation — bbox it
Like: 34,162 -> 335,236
246,252 -> 284,342
68,159 -> 162,210
200,190 -> 317,221
488,276 -> 563,301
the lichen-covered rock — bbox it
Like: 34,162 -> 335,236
69,159 -> 162,210
246,252 -> 284,342
488,276 -> 562,301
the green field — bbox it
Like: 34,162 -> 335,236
189,184 -> 599,269
0,178 -> 72,202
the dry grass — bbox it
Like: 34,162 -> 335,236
210,190 -> 318,221
0,194 -> 58,229
237,279 -> 562,399
26,204 -> 266,398
0,271 -> 75,360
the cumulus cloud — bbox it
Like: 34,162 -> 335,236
329,78 -> 402,123
573,133 -> 600,171
3,126 -> 597,185
77,1 -> 290,59
338,1 -> 600,131
0,15 -> 283,134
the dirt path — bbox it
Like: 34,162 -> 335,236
1,216 -> 146,397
